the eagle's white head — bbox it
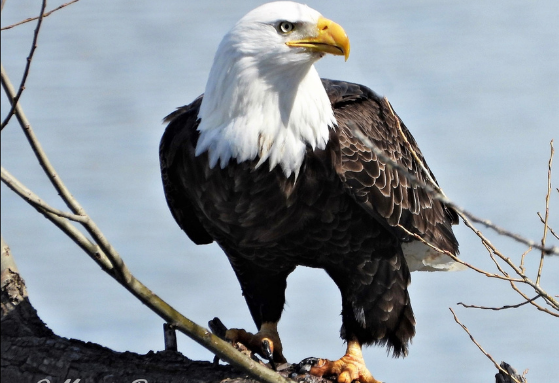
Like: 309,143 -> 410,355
196,1 -> 350,177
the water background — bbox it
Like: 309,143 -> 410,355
2,1 -> 558,382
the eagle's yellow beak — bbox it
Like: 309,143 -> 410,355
286,17 -> 350,61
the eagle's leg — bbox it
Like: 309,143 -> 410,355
310,247 -> 415,383
226,258 -> 294,367
309,339 -> 381,383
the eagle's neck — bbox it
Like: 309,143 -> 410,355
196,46 -> 336,178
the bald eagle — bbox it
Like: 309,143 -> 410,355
160,2 -> 459,382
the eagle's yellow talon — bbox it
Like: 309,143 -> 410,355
310,340 -> 382,383
225,322 -> 286,368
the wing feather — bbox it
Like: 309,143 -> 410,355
322,79 -> 459,255
159,96 -> 214,245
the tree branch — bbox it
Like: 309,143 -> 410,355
457,295 -> 541,311
449,308 -> 524,383
0,0 -> 46,130
1,0 -> 80,31
536,140 -> 554,285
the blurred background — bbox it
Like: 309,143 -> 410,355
1,1 -> 558,381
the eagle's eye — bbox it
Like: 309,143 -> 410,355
278,21 -> 294,34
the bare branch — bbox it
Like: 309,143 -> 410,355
460,216 -> 559,311
1,0 -> 80,31
509,281 -> 559,318
457,295 -> 541,311
383,97 -> 444,194
519,247 -> 531,274
449,308 -> 523,383
1,167 -> 88,223
397,224 -> 523,282
537,212 -> 558,241
1,0 -> 46,130
536,140 -> 554,285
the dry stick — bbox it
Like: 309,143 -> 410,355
537,140 -> 554,285
481,240 -> 512,279
0,0 -> 46,130
508,281 -> 559,318
383,97 -> 443,196
449,308 -> 523,383
1,67 -> 291,383
537,213 -> 558,241
1,170 -> 113,272
462,216 -> 559,312
1,0 -> 80,31
1,167 -> 88,223
397,224 -> 523,282
519,247 -> 531,274
457,295 -> 541,311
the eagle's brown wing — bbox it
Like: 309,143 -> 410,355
323,79 -> 459,255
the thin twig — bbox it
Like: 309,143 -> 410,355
509,281 -> 559,318
536,140 -> 554,285
1,0 -> 80,31
1,167 -> 89,223
482,240 -> 512,279
457,295 -> 541,311
449,308 -> 523,383
461,216 -> 559,311
1,0 -> 46,130
397,224 -> 523,282
537,213 -> 558,240
383,97 -> 444,195
519,247 -> 532,275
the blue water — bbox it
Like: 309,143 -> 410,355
2,1 -> 558,382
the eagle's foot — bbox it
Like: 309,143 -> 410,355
309,340 -> 382,383
225,322 -> 286,370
